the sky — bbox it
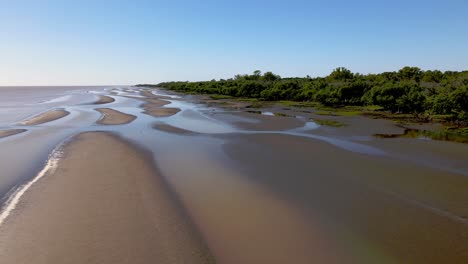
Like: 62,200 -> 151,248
0,0 -> 467,85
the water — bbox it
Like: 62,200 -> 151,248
0,86 -> 466,263
0,85 -> 439,199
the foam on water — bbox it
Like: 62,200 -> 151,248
0,146 -> 62,226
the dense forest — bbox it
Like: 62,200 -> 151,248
145,67 -> 468,123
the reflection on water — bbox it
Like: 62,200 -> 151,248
146,91 -> 385,155
151,89 -> 181,99
150,139 -> 347,263
375,127 -> 468,144
4,86 -> 461,263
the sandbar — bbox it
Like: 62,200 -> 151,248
19,109 -> 70,125
0,132 -> 213,264
96,108 -> 136,125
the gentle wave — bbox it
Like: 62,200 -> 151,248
38,95 -> 73,104
0,148 -> 62,227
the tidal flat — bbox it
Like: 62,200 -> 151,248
0,86 -> 466,263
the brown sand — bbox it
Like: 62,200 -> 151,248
140,97 -> 180,118
143,98 -> 172,107
96,108 -> 136,125
144,107 -> 181,117
19,109 -> 70,125
0,129 -> 27,139
153,123 -> 196,135
138,89 -> 181,118
0,132 -> 213,264
93,95 -> 115,104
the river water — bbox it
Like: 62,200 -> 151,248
0,86 -> 466,263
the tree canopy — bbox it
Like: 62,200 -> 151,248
149,67 -> 468,122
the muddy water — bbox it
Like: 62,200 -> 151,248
0,86 -> 466,263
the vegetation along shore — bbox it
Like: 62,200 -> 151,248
139,67 -> 468,141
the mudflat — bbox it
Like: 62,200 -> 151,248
144,107 -> 181,117
221,133 -> 468,263
96,108 -> 136,125
0,86 -> 466,264
153,123 -> 196,135
141,98 -> 180,118
137,91 -> 181,117
19,109 -> 70,125
0,132 -> 213,264
93,95 -> 115,104
0,129 -> 27,139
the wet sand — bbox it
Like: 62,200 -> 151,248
0,86 -> 467,263
153,123 -> 197,135
19,109 -> 70,125
221,133 -> 468,263
141,98 -> 180,117
138,90 -> 181,117
93,95 -> 115,104
0,129 -> 27,139
96,108 -> 136,125
0,132 -> 213,264
144,107 -> 181,117
141,90 -> 176,100
215,111 -> 305,131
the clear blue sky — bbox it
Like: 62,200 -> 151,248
1,0 -> 467,85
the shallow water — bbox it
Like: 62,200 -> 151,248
0,86 -> 466,263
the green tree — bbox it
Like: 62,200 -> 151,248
328,67 -> 354,80
449,85 -> 468,120
398,66 -> 423,82
262,72 -> 281,82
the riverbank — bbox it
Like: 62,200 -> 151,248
165,90 -> 468,143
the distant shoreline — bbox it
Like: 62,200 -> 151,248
136,67 -> 468,143
138,67 -> 468,126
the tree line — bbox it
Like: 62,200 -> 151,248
147,67 -> 468,122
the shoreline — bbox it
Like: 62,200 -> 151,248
147,87 -> 468,143
0,132 -> 213,263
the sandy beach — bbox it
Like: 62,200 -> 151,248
0,132 -> 213,264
